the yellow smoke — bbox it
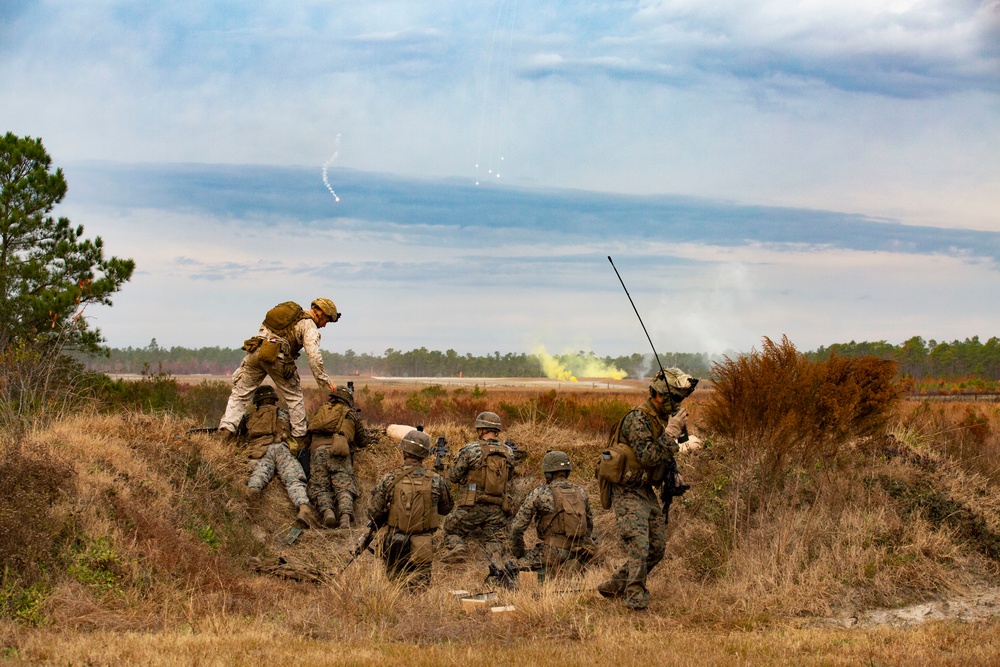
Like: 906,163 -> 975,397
532,345 -> 627,381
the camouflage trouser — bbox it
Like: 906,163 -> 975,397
247,443 -> 309,507
607,487 -> 666,610
219,349 -> 308,437
515,540 -> 596,574
442,504 -> 509,558
307,446 -> 359,520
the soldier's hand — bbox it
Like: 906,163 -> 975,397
665,408 -> 688,439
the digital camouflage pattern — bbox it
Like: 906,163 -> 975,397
510,478 -> 596,573
444,438 -> 516,557
442,503 -> 509,559
247,443 -> 309,507
368,463 -> 453,588
308,404 -> 367,523
605,401 -> 680,610
219,313 -> 333,437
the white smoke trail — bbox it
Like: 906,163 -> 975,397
322,134 -> 341,203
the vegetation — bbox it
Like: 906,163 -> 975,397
0,132 -> 134,354
4,334 -> 1000,663
81,340 -> 714,380
813,335 -> 1000,382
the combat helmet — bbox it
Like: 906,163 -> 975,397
649,368 -> 698,400
252,385 -> 279,407
541,450 -> 572,476
401,429 -> 431,459
329,385 -> 354,407
311,298 -> 341,322
474,411 -> 502,432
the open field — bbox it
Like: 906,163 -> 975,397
6,359 -> 1000,664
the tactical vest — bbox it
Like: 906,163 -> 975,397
309,402 -> 355,456
387,466 -> 438,534
537,483 -> 589,550
597,400 -> 664,488
458,441 -> 512,507
244,405 -> 290,458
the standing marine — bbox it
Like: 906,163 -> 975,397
238,385 -> 315,528
218,299 -> 341,445
367,430 -> 453,589
595,368 -> 698,610
307,385 -> 367,529
440,411 -> 516,562
509,450 -> 597,575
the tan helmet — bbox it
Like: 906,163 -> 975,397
541,450 -> 572,475
649,367 -> 698,399
330,385 -> 354,407
311,298 -> 341,322
474,411 -> 502,432
401,429 -> 431,459
252,385 -> 278,407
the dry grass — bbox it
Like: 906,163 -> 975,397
5,369 -> 1000,663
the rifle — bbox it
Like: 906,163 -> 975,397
432,435 -> 450,471
187,427 -> 220,434
338,519 -> 380,575
485,553 -> 519,590
504,437 -> 527,464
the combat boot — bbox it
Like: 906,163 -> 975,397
219,428 -> 237,444
245,486 -> 263,502
296,504 -> 317,529
322,509 -> 337,528
339,514 -> 352,530
597,578 -> 625,599
438,542 -> 467,563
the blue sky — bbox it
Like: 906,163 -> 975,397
2,1 -> 998,357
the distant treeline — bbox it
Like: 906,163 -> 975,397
810,336 -> 1000,380
81,339 -> 713,379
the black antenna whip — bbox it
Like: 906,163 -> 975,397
608,256 -> 665,376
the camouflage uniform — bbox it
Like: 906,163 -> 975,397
443,438 -> 515,559
239,406 -> 310,507
307,399 -> 367,524
220,309 -> 333,438
510,478 -> 597,573
603,399 -> 680,610
368,463 -> 453,588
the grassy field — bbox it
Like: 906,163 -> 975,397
5,346 -> 1000,665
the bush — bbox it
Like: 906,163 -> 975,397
701,335 -> 901,483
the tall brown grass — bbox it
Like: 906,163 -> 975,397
6,352 -> 1000,664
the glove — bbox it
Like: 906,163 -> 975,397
288,436 -> 305,457
679,435 -> 702,454
664,408 -> 688,440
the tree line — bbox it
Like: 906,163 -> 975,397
810,336 -> 1000,380
80,339 -> 714,380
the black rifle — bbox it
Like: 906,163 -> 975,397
432,435 -> 449,471
338,519 -> 380,575
187,427 -> 220,434
485,553 -> 519,590
504,437 -> 527,464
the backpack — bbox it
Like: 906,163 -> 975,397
544,485 -> 589,541
244,405 -> 288,457
460,442 -> 512,507
388,467 -> 438,534
262,301 -> 306,337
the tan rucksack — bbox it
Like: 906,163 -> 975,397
245,404 -> 288,457
540,485 -> 589,548
459,442 -> 511,506
388,467 -> 438,534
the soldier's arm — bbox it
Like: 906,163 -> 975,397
446,446 -> 472,485
626,411 -> 677,468
435,475 -> 454,516
508,489 -> 538,556
350,413 -> 369,449
297,319 -> 333,388
582,488 -> 594,534
367,473 -> 394,524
